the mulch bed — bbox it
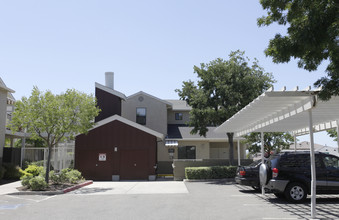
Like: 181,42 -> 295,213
16,182 -> 78,192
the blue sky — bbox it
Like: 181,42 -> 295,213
0,1 -> 336,147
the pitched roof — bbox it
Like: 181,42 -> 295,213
95,82 -> 127,100
85,114 -> 164,139
167,124 -> 243,141
166,100 -> 192,111
0,77 -> 15,93
127,91 -> 173,106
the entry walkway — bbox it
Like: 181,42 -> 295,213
70,181 -> 189,195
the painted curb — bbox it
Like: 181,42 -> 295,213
63,180 -> 93,193
8,180 -> 93,196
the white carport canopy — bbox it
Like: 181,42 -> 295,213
215,87 -> 339,137
215,86 -> 339,219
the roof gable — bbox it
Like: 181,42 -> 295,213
95,82 -> 126,100
85,114 -> 164,139
127,91 -> 172,106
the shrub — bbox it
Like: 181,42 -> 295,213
21,174 -> 33,187
185,166 -> 237,180
29,176 -> 48,191
24,165 -> 44,177
2,163 -> 21,180
66,169 -> 83,184
50,170 -> 68,185
50,168 -> 83,185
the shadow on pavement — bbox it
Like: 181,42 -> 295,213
72,187 -> 113,194
235,184 -> 339,220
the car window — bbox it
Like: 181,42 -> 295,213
323,155 -> 339,170
279,154 -> 322,168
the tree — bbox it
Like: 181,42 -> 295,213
244,132 -> 294,155
176,50 -> 275,165
8,87 -> 100,182
327,129 -> 338,142
258,0 -> 339,100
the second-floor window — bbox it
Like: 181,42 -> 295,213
175,113 -> 183,120
136,107 -> 146,125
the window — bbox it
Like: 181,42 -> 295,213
136,107 -> 146,125
175,113 -> 183,120
178,146 -> 196,159
323,155 -> 339,170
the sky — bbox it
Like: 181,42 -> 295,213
0,0 -> 336,147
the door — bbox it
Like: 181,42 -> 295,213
120,149 -> 149,180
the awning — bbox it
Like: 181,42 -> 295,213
215,87 -> 339,137
165,140 -> 178,147
214,86 -> 339,219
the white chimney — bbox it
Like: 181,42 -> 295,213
105,72 -> 114,89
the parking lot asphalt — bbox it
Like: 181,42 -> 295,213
1,180 -> 339,220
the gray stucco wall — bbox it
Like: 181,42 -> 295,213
167,110 -> 190,125
122,93 -> 168,134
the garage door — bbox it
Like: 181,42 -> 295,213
120,149 -> 149,180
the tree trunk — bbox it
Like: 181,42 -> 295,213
227,132 -> 234,166
45,144 -> 52,183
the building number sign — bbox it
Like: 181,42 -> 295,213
98,153 -> 106,161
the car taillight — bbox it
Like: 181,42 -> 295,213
272,168 -> 278,178
239,170 -> 246,176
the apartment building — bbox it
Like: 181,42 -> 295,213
75,73 -> 246,180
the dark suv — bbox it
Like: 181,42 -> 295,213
260,151 -> 339,203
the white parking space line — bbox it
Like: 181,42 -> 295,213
262,218 -> 299,220
230,194 -> 254,197
5,195 -> 56,203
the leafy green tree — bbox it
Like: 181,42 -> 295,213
8,87 -> 100,182
176,50 -> 275,165
244,132 -> 294,155
258,0 -> 339,100
14,138 -> 46,148
327,129 -> 338,141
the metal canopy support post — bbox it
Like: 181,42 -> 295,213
261,131 -> 265,196
237,139 -> 240,166
337,120 -> 339,153
294,134 -> 297,152
308,109 -> 316,219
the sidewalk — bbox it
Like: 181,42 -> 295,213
0,181 -> 21,195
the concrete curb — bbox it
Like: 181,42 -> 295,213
183,178 -> 236,182
8,180 -> 93,196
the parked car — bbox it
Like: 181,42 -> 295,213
259,151 -> 339,203
235,160 -> 261,191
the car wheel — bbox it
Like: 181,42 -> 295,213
259,163 -> 269,186
274,193 -> 285,199
284,182 -> 307,203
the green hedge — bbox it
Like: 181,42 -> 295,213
185,166 -> 237,180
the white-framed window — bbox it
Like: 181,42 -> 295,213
136,107 -> 146,125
